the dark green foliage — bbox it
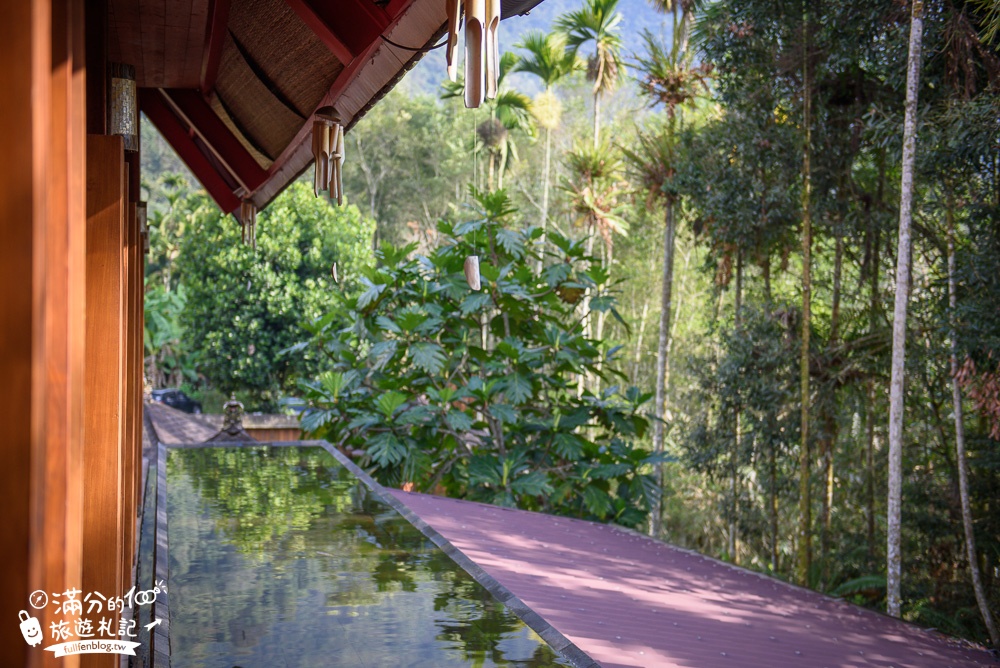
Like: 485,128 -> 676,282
176,182 -> 375,410
294,189 -> 661,527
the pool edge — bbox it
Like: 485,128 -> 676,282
151,439 -> 599,668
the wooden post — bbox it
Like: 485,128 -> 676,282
83,134 -> 125,668
0,1 -> 49,666
1,1 -> 86,666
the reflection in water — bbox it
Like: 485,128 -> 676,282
167,446 -> 570,667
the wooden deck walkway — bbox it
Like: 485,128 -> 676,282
390,490 -> 995,668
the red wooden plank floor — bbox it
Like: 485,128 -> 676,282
390,490 -> 994,668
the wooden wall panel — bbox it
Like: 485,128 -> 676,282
32,1 -> 86,667
0,2 -> 87,667
67,0 -> 87,628
0,1 -> 48,665
83,134 -> 125,668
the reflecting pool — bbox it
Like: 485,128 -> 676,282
166,445 -> 571,667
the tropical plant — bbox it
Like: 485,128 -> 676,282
441,52 -> 535,191
555,0 -> 625,146
561,140 -> 629,259
627,11 -> 707,538
144,280 -> 197,389
294,189 -> 662,527
514,30 -> 583,270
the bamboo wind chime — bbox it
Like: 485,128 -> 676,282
447,0 -> 497,290
240,201 -> 257,250
446,0 -> 501,108
312,106 -> 346,205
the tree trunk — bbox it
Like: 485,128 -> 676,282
796,3 -> 813,588
946,197 -> 1000,646
651,196 -> 677,538
537,125 -> 553,274
866,378 -> 878,560
498,141 -> 510,191
819,233 -> 843,586
594,241 -> 613,392
819,409 -> 837,586
886,0 -> 924,619
730,250 -> 743,564
632,298 -> 650,384
770,436 -> 779,573
593,91 -> 601,147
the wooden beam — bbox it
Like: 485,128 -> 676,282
200,0 -> 231,94
83,135 -> 125,668
285,0 -> 390,64
162,88 -> 269,191
139,88 -> 241,213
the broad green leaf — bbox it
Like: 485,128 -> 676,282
375,315 -> 402,334
553,432 -> 587,460
410,342 -> 446,374
582,485 -> 613,518
368,432 -> 407,467
460,291 -> 492,315
489,403 -> 518,424
496,228 -> 525,258
511,471 -> 553,496
468,456 -> 501,486
369,340 -> 399,371
445,410 -> 474,431
479,262 -> 500,282
504,373 -> 532,404
396,310 -> 428,333
357,278 -> 387,311
376,391 -> 408,418
591,462 -> 632,479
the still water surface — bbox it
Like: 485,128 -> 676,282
167,445 -> 571,667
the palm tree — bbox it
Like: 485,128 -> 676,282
515,30 -> 582,270
561,139 -> 628,393
555,0 -> 624,147
442,52 -> 535,191
629,24 -> 708,538
561,140 -> 628,259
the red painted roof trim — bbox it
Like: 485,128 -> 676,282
140,89 -> 241,213
200,0 -> 232,95
161,88 -> 269,192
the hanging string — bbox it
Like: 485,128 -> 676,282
472,106 -> 477,252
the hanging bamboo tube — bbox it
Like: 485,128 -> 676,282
311,117 -> 333,196
446,0 -> 463,82
464,255 -> 481,290
464,0 -> 486,108
331,121 -> 345,206
484,0 -> 500,99
313,106 -> 344,204
240,200 -> 257,250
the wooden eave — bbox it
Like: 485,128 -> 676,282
108,0 -> 545,216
